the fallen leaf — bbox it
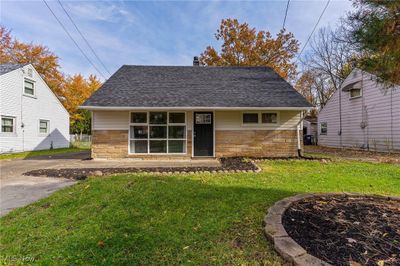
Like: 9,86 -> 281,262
377,260 -> 385,266
183,246 -> 189,250
85,185 -> 90,189
97,240 -> 105,248
349,261 -> 362,266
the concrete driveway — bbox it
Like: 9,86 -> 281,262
0,152 -> 219,216
0,151 -> 89,217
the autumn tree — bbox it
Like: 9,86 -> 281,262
295,70 -> 335,113
0,26 -> 102,134
200,19 -> 299,80
64,74 -> 102,135
0,26 -> 65,97
345,0 -> 400,85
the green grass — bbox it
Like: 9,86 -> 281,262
0,147 -> 89,160
1,160 -> 399,265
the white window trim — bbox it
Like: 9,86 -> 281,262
320,122 -> 327,135
128,111 -> 187,155
349,88 -> 362,99
1,115 -> 16,135
23,78 -> 36,98
39,119 -> 50,135
241,111 -> 280,126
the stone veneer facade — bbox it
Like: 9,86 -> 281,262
91,129 -> 300,159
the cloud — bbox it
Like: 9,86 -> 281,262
66,1 -> 135,24
1,0 -> 355,80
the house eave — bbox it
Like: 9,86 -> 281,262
79,106 -> 312,111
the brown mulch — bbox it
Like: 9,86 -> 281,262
305,146 -> 400,164
282,194 -> 400,266
23,157 -> 258,180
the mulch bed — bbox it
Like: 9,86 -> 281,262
305,146 -> 400,164
23,157 -> 258,180
282,194 -> 400,265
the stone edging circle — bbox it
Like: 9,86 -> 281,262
263,193 -> 400,266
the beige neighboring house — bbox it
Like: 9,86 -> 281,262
81,59 -> 312,159
318,69 -> 400,152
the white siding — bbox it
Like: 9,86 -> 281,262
318,69 -> 400,152
0,64 -> 69,153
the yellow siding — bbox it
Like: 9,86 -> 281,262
215,110 -> 300,130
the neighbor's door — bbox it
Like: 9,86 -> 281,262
193,112 -> 214,156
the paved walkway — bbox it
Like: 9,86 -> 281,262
0,151 -> 219,216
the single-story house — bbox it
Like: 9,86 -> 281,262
0,64 -> 70,153
81,60 -> 312,159
318,68 -> 400,152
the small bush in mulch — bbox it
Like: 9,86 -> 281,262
23,157 -> 258,180
282,194 -> 400,266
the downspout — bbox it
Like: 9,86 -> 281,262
339,85 -> 342,148
390,88 -> 394,152
20,69 -> 25,152
296,111 -> 305,157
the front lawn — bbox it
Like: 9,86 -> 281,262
0,147 -> 88,160
1,160 -> 399,265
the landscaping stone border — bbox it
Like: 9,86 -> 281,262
263,193 -> 400,266
23,157 -> 262,180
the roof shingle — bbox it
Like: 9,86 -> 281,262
0,64 -> 25,76
82,65 -> 312,108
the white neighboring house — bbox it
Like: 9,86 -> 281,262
318,68 -> 400,152
0,63 -> 69,153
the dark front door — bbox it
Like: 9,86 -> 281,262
193,112 -> 214,156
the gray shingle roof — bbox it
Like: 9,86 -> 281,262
82,65 -> 312,108
0,64 -> 25,75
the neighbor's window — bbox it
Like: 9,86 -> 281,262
39,120 -> 49,134
1,116 -> 15,133
262,113 -> 278,124
129,112 -> 186,154
350,88 -> 362,99
24,79 -> 35,96
242,113 -> 259,124
320,122 -> 327,135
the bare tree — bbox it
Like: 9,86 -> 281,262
298,26 -> 359,109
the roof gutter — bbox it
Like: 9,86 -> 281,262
79,106 -> 313,111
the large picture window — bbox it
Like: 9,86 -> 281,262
129,112 -> 186,154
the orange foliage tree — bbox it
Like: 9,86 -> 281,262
0,26 -> 102,134
200,19 -> 299,80
0,26 -> 65,97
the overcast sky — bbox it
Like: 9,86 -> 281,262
1,0 -> 354,80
